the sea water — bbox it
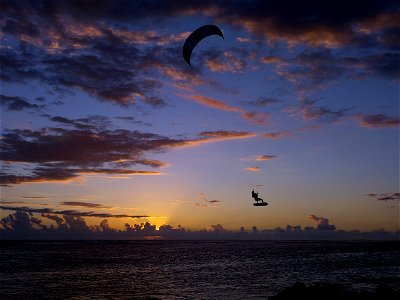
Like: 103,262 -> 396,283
1,240 -> 399,299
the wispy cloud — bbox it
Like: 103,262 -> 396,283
0,95 -> 43,111
256,155 -> 277,161
189,95 -> 242,112
263,131 -> 290,140
355,113 -> 400,128
60,201 -> 112,209
0,200 -> 49,206
301,99 -> 352,122
242,97 -> 280,107
246,167 -> 261,172
368,193 -> 400,201
188,95 -> 269,125
0,205 -> 150,219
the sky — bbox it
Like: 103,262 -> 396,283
0,0 -> 399,239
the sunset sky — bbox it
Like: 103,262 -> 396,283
1,0 -> 399,238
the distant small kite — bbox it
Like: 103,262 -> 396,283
182,25 -> 224,65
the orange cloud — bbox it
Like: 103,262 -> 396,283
256,155 -> 277,161
190,95 -> 242,112
246,167 -> 261,172
263,131 -> 290,140
178,131 -> 257,148
78,169 -> 161,176
187,95 -> 269,125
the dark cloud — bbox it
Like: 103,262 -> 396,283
60,201 -> 111,209
309,215 -> 336,231
355,113 -> 400,128
0,126 -> 181,172
216,0 -> 399,50
115,116 -> 152,127
198,195 -> 222,207
0,95 -> 43,111
204,199 -> 222,203
267,50 -> 399,96
5,0 -> 396,50
0,205 -> 149,219
0,200 -> 48,206
243,97 -> 280,107
301,99 -> 352,122
0,168 -> 78,185
1,0 -> 397,109
358,52 -> 400,79
276,50 -> 346,95
0,210 -> 46,233
368,193 -> 400,201
44,54 -> 166,107
1,210 -> 397,240
0,120 -> 255,185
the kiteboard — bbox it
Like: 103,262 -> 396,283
253,202 -> 268,206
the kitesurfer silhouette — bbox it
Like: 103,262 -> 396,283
252,189 -> 264,203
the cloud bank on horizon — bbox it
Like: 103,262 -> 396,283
1,209 -> 397,240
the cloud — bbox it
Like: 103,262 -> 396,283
115,116 -> 152,127
189,95 -> 242,112
60,201 -> 111,209
0,205 -> 150,219
211,224 -> 226,233
215,0 -> 399,50
243,97 -> 280,107
301,99 -> 352,122
270,50 -> 399,97
261,56 -> 286,65
1,210 -> 397,240
263,131 -> 290,140
368,193 -> 400,201
205,50 -> 248,73
198,194 -> 222,206
176,193 -> 222,208
1,0 -> 397,111
256,155 -> 277,161
187,95 -> 269,125
0,47 -> 166,107
0,121 -> 180,185
197,130 -> 256,141
355,114 -> 400,128
309,214 -> 336,231
0,200 -> 49,206
246,167 -> 260,172
0,95 -> 43,111
1,116 -> 256,185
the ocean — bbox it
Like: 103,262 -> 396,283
1,240 -> 399,299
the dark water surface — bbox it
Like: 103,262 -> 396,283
1,240 -> 399,299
